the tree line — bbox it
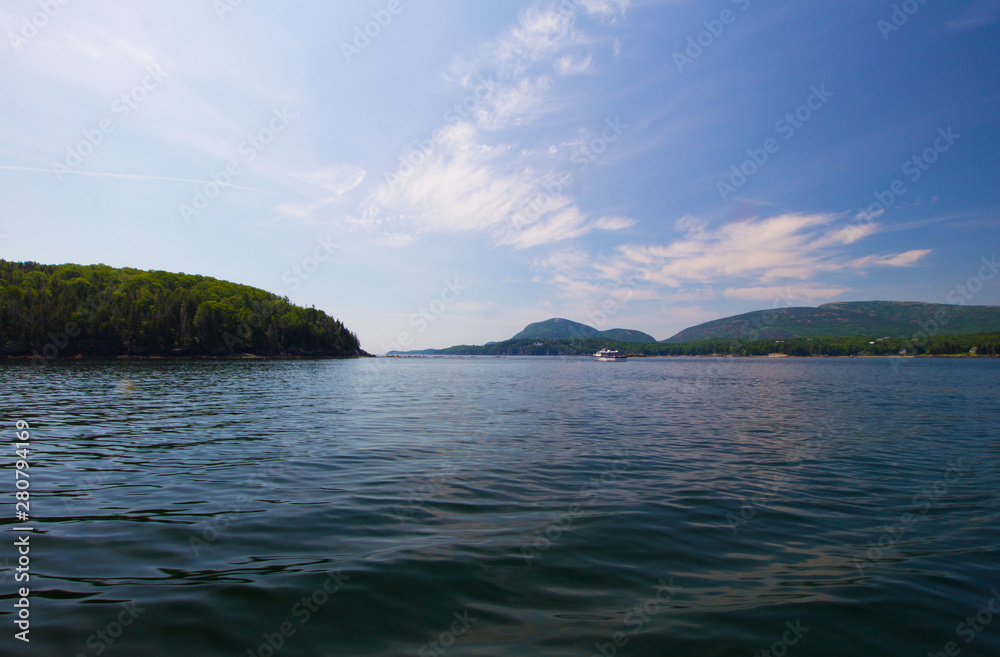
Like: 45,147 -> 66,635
0,261 -> 365,358
424,334 -> 1000,357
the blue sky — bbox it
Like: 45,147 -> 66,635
1,0 -> 998,352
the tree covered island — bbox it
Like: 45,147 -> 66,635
0,261 -> 368,359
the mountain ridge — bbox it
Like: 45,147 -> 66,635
663,301 -> 1000,343
388,301 -> 1000,354
511,318 -> 657,343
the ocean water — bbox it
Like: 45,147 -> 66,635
1,357 -> 998,657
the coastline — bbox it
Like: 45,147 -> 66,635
3,352 -> 374,361
383,353 -> 999,359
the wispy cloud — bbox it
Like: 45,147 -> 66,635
355,1 -> 634,249
475,76 -> 555,129
358,122 -> 632,247
555,53 -> 593,75
530,213 -> 932,308
1,2 -> 305,186
723,286 -> 848,301
471,6 -> 580,80
854,249 -> 933,268
946,0 -> 1000,32
0,164 -> 271,193
605,213 -> 929,288
577,0 -> 629,20
274,165 -> 367,222
291,165 -> 366,196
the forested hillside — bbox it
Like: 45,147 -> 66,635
511,318 -> 658,343
0,261 -> 366,358
664,301 -> 1000,342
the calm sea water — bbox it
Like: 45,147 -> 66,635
1,357 -> 998,656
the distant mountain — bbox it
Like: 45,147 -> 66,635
511,318 -> 657,343
388,333 -> 1000,357
663,301 -> 1000,343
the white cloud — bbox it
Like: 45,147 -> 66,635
453,6 -> 578,82
475,76 -> 554,129
603,213 -> 930,289
358,1 -> 635,249
274,165 -> 366,222
723,286 -> 848,302
533,247 -> 593,273
527,212 -> 931,309
366,121 -> 527,233
823,221 -> 880,245
292,165 -> 366,196
555,53 -> 593,75
852,249 -> 932,267
577,0 -> 630,19
0,1 -> 308,193
500,206 -> 635,249
592,215 -> 635,231
615,213 -> 837,287
361,121 -> 632,247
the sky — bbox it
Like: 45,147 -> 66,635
1,0 -> 998,352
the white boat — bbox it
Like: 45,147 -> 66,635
594,348 -> 627,362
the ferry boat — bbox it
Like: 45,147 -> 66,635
594,348 -> 627,362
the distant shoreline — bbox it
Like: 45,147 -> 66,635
3,352 -> 373,362
383,353 -> 999,359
